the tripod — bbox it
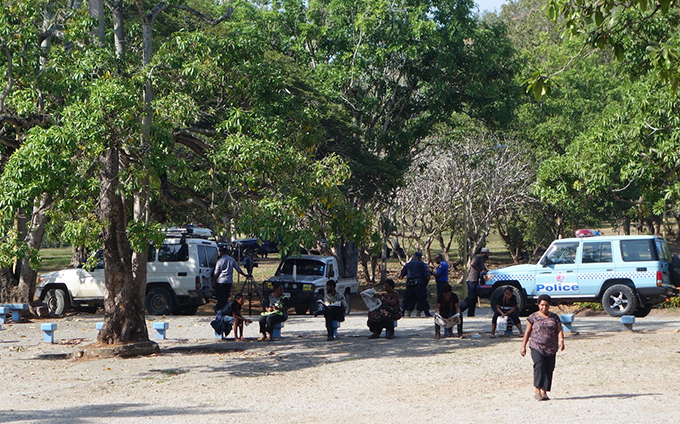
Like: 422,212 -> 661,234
237,275 -> 264,316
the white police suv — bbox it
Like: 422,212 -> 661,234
478,234 -> 678,317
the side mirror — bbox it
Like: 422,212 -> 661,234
540,257 -> 549,267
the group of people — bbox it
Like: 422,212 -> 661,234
210,245 -> 566,401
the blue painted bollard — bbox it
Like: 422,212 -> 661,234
560,314 -> 575,333
0,306 -> 9,326
41,323 -> 58,343
95,322 -> 104,331
272,322 -> 284,339
1,303 -> 29,322
621,315 -> 635,331
153,322 -> 169,340
331,320 -> 341,338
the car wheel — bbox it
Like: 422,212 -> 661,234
45,288 -> 67,317
634,304 -> 653,318
145,287 -> 174,315
602,284 -> 638,317
490,285 -> 525,314
294,304 -> 309,315
344,291 -> 352,316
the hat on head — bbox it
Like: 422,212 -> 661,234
414,251 -> 423,257
219,245 -> 230,252
480,247 -> 490,253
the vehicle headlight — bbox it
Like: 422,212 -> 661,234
302,284 -> 314,292
291,284 -> 298,290
263,281 -> 273,290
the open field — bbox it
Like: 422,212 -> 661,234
1,308 -> 679,423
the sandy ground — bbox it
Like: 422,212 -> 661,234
1,306 -> 679,424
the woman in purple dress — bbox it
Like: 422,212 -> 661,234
520,294 -> 565,401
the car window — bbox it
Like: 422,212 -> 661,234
206,246 -> 218,267
281,259 -> 325,276
582,242 -> 612,263
620,239 -> 658,262
197,245 -> 208,267
542,242 -> 579,265
158,244 -> 189,262
148,245 -> 156,262
655,240 -> 671,262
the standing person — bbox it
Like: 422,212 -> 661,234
367,279 -> 401,339
460,247 -> 489,317
432,254 -> 449,296
490,287 -> 524,337
314,281 -> 347,341
520,294 -> 565,401
399,252 -> 431,317
213,245 -> 250,312
258,283 -> 290,341
434,284 -> 463,339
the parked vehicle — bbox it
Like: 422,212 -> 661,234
36,227 -> 218,316
263,255 -> 359,315
479,234 -> 678,317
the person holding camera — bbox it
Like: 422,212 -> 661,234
213,245 -> 251,312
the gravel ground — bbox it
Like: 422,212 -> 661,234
1,306 -> 679,424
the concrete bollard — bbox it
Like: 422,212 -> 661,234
560,314 -> 575,333
153,322 -> 169,340
95,322 -> 104,331
0,306 -> 8,326
331,320 -> 341,338
621,315 -> 635,331
272,322 -> 284,339
41,323 -> 58,343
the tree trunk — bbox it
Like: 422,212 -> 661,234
87,0 -> 105,44
98,146 -> 148,344
17,194 -> 52,303
112,1 -> 125,59
334,239 -> 359,279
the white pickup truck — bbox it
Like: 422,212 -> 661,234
36,227 -> 218,316
263,255 -> 359,315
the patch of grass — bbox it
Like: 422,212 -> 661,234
573,302 -> 603,311
39,247 -> 74,274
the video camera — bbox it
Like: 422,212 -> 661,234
242,256 -> 258,275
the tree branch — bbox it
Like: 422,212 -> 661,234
175,5 -> 234,25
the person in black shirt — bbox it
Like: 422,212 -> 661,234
491,287 -> 524,337
435,284 -> 463,338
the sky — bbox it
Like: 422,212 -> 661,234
475,0 -> 508,13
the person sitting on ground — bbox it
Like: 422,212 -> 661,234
367,279 -> 401,339
210,293 -> 252,340
491,287 -> 524,338
258,283 -> 290,341
435,284 -> 463,339
314,281 -> 346,341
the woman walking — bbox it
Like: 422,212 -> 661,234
520,294 -> 565,401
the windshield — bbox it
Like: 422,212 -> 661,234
279,259 -> 325,276
540,242 -> 579,265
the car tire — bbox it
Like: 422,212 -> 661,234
45,288 -> 67,317
602,284 -> 638,317
490,285 -> 525,314
145,287 -> 174,315
634,304 -> 653,318
294,304 -> 309,315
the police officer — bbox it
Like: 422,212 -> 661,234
399,252 -> 432,317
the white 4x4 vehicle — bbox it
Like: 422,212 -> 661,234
479,234 -> 678,317
36,227 -> 218,316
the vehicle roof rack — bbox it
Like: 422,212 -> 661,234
165,225 -> 214,239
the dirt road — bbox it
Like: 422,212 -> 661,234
1,307 -> 679,423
